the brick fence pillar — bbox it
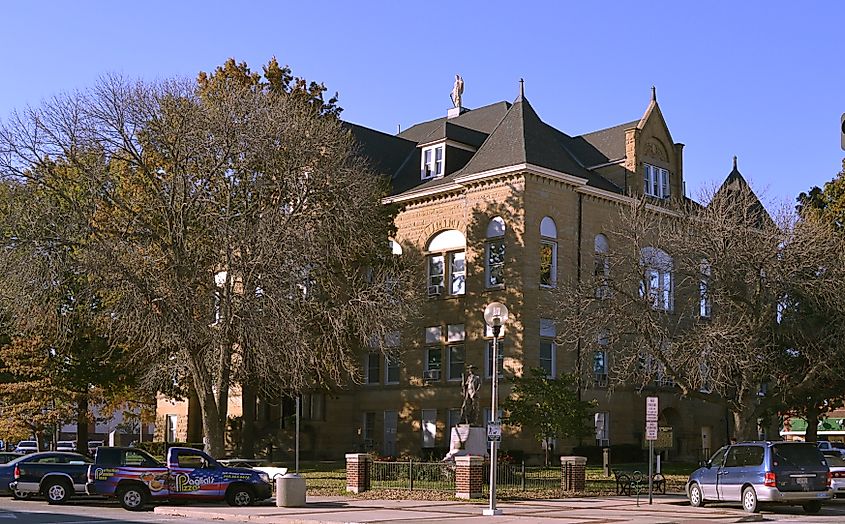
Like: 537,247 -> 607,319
454,455 -> 484,499
346,453 -> 371,493
560,455 -> 587,492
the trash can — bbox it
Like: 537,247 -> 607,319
276,473 -> 306,507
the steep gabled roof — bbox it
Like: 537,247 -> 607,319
712,156 -> 773,227
570,120 -> 639,166
345,122 -> 416,178
398,101 -> 511,143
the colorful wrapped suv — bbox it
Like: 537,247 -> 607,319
86,446 -> 272,510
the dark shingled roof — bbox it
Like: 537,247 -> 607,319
572,120 -> 639,166
398,101 -> 511,143
345,122 -> 416,179
453,96 -> 621,193
417,121 -> 489,148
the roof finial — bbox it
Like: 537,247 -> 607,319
651,85 -> 657,102
519,78 -> 524,99
733,155 -> 738,171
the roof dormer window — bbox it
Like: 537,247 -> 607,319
421,145 -> 444,180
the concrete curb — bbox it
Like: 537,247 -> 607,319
154,506 -> 353,524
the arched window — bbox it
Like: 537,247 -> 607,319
485,217 -> 506,287
426,229 -> 466,297
539,216 -> 557,287
594,234 -> 610,298
640,247 -> 673,311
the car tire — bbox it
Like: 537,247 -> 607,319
742,486 -> 759,513
44,479 -> 71,505
803,500 -> 822,514
225,485 -> 254,507
11,489 -> 30,501
688,482 -> 705,507
117,484 -> 148,511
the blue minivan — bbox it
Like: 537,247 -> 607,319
687,441 -> 831,513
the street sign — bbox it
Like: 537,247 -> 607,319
646,421 -> 658,440
487,422 -> 502,442
646,396 -> 658,422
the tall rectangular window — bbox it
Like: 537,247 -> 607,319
447,345 -> 465,381
434,146 -> 443,176
539,318 -> 556,377
450,252 -> 466,295
425,348 -> 441,381
365,353 -> 380,384
486,239 -> 505,287
363,412 -> 376,444
428,255 -> 445,292
593,351 -> 608,387
644,164 -> 670,199
383,410 -> 397,457
421,146 -> 444,179
539,241 -> 557,287
421,409 -> 437,448
385,352 -> 400,384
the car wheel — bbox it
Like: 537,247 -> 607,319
44,479 -> 71,504
11,489 -> 30,500
117,484 -> 148,511
688,482 -> 705,507
742,486 -> 759,513
803,500 -> 822,514
225,485 -> 254,507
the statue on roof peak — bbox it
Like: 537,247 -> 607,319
451,74 -> 464,109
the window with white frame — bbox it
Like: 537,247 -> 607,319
540,216 -> 558,287
421,145 -> 444,179
594,330 -> 609,387
539,318 -> 556,377
699,259 -> 712,318
421,409 -> 437,448
595,412 -> 610,446
424,326 -> 442,382
426,230 -> 466,297
594,234 -> 610,298
446,324 -> 465,380
640,247 -> 673,311
486,339 -> 504,378
643,163 -> 670,199
485,217 -> 506,287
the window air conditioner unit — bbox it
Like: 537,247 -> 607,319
427,285 -> 442,297
423,369 -> 440,382
597,438 -> 610,447
594,373 -> 608,388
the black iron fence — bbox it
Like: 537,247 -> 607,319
484,461 -> 561,491
370,460 -> 456,491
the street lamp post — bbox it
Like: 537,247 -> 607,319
483,302 -> 509,517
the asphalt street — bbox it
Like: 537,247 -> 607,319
0,498 -> 211,524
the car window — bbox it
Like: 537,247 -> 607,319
30,456 -> 59,464
773,443 -> 826,467
123,450 -> 160,467
724,445 -> 764,467
826,455 -> 845,467
709,446 -> 728,467
176,453 -> 208,469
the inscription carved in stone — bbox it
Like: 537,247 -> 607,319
644,139 -> 668,162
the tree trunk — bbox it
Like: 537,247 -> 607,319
731,392 -> 760,441
804,404 -> 820,443
241,383 -> 256,459
187,351 -> 227,457
187,385 -> 203,443
76,392 -> 89,455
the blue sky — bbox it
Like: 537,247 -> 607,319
2,1 -> 842,206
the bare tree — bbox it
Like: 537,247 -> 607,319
554,183 -> 845,441
0,74 -> 419,455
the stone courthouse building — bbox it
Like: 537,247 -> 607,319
158,82 -> 733,461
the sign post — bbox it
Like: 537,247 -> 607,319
646,396 -> 658,505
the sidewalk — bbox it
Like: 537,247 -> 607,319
153,495 -> 756,523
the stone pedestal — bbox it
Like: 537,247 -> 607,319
454,455 -> 484,499
345,453 -> 370,493
560,455 -> 587,491
444,425 -> 488,461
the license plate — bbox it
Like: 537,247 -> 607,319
817,492 -> 827,498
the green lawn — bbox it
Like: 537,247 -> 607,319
290,460 -> 696,498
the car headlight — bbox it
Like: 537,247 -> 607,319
259,472 -> 271,484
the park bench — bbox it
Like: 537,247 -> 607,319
612,469 -> 666,496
